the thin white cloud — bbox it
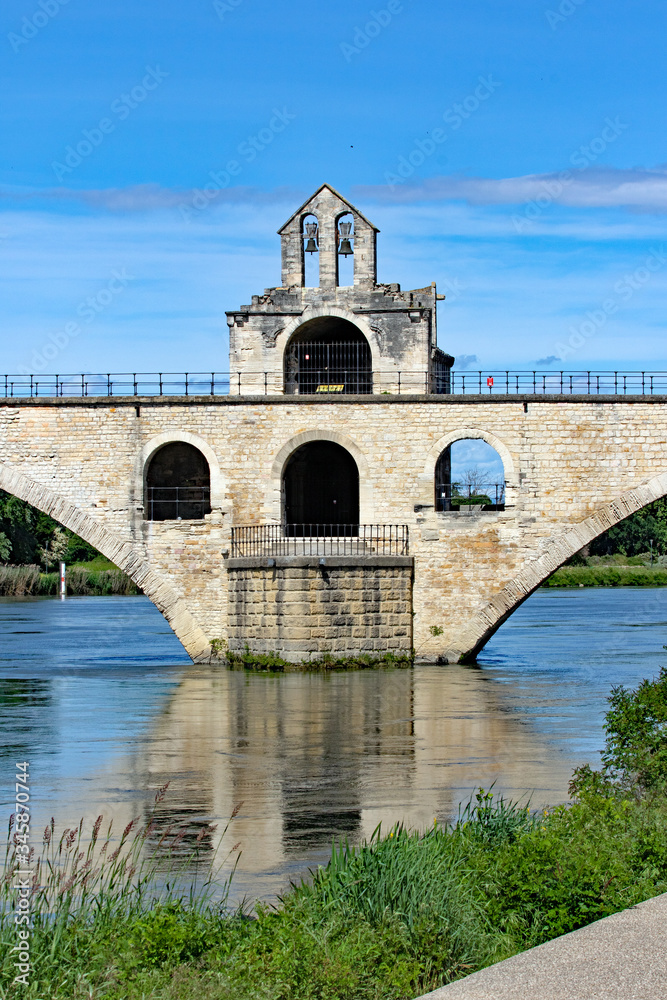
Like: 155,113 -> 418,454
0,183 -> 306,213
354,168 -> 667,213
3,169 -> 667,217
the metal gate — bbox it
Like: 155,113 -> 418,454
284,341 -> 372,394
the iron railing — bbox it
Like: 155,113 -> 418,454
145,487 -> 211,521
231,524 -> 410,557
435,483 -> 506,512
4,371 -> 667,398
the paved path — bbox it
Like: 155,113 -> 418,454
415,892 -> 667,1000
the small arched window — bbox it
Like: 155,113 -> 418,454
435,440 -> 505,511
302,213 -> 319,287
145,443 -> 211,521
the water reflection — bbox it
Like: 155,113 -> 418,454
0,590 -> 666,901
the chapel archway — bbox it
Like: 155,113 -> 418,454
283,316 -> 372,395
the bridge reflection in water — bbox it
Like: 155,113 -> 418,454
129,664 -> 578,902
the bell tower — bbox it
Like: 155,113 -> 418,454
277,184 -> 378,290
226,184 -> 454,395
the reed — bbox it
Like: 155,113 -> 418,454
0,564 -> 139,596
0,564 -> 40,596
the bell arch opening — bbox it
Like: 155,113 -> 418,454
145,443 -> 211,522
283,440 -> 359,536
336,211 -> 354,287
435,438 -> 506,511
302,213 -> 320,288
283,316 -> 372,395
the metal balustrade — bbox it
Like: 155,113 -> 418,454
145,487 -> 211,521
435,483 -> 506,512
230,524 -> 410,558
4,371 -> 667,398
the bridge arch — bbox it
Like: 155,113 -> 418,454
447,470 -> 667,663
266,429 -> 372,523
0,461 -> 210,662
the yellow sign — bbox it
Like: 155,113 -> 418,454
316,384 -> 344,393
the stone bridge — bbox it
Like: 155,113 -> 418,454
1,391 -> 665,663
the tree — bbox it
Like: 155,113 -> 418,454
0,491 -> 100,566
571,666 -> 667,795
0,530 -> 11,563
38,527 -> 69,570
460,466 -> 488,495
590,498 -> 667,557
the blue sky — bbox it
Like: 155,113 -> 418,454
1,0 -> 666,375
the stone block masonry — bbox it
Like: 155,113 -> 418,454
2,394 -> 667,662
227,556 -> 413,661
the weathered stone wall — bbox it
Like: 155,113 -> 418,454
1,394 -> 667,662
227,556 -> 413,661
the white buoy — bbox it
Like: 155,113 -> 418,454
59,561 -> 66,600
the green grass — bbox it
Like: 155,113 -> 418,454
543,564 -> 667,587
71,556 -> 118,571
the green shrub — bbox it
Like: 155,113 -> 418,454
570,666 -> 667,794
128,903 -> 209,966
543,564 -> 667,588
602,666 -> 667,790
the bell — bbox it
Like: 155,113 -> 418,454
304,221 -> 318,254
338,221 -> 353,256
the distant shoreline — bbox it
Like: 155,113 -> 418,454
543,563 -> 667,588
0,563 -> 139,596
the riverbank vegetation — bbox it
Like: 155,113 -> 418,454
0,493 -> 137,595
0,562 -> 140,597
544,555 -> 667,588
2,669 -> 666,999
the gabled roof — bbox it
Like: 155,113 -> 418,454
277,183 -> 380,234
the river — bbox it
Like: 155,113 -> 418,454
1,587 -> 665,902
